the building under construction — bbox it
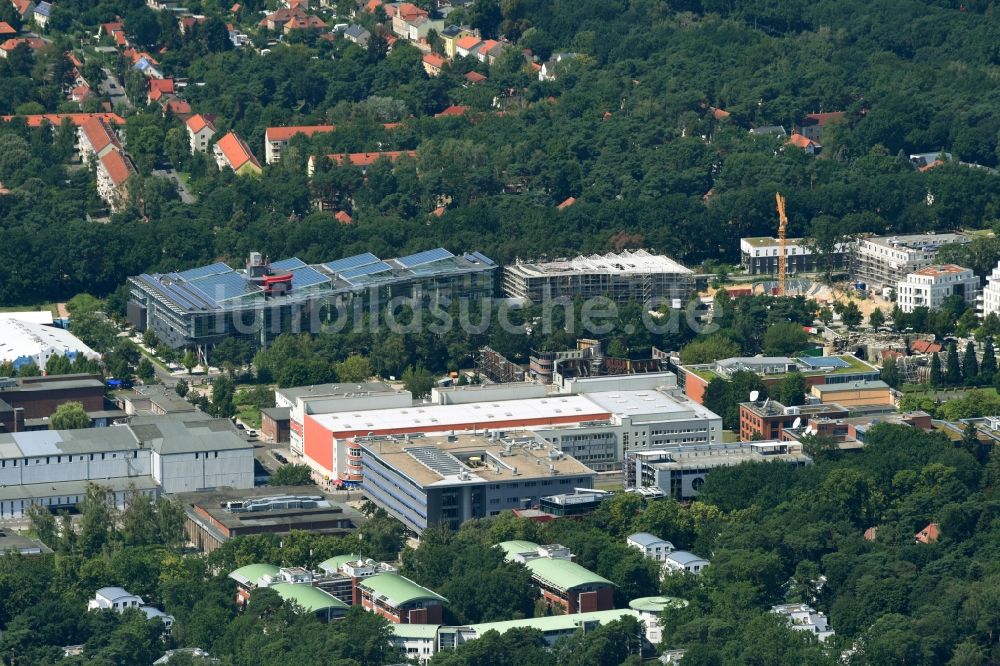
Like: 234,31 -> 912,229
503,250 -> 695,306
476,346 -> 524,383
530,339 -> 667,385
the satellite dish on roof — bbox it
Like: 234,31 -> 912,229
792,417 -> 802,429
749,391 -> 760,402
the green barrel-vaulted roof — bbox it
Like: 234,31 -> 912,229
229,564 -> 280,586
524,558 -> 613,593
496,540 -> 541,560
318,553 -> 363,573
468,609 -> 638,636
357,573 -> 447,607
270,583 -> 349,612
628,596 -> 689,613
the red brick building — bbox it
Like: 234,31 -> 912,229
0,374 -> 106,431
357,573 -> 446,624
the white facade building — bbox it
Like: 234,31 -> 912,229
0,318 -> 100,369
663,550 -> 710,575
853,233 -> 969,289
771,603 -> 834,642
89,587 -> 175,629
0,415 -> 253,518
626,532 -> 675,563
896,264 -> 978,313
980,261 -> 1000,318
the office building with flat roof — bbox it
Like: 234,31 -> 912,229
739,399 -> 849,442
503,249 -> 695,306
740,236 -> 849,276
626,441 -> 811,499
360,433 -> 596,532
127,248 -> 497,354
180,486 -> 364,553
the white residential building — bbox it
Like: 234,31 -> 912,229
980,261 -> 1000,318
185,114 -> 216,154
89,587 -> 175,629
663,551 -> 709,575
626,532 -> 675,563
771,603 -> 835,642
853,233 -> 970,289
896,264 -> 978,313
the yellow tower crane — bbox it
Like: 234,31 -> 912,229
775,192 -> 788,296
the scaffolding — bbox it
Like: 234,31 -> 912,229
476,346 -> 523,384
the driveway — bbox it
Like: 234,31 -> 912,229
98,67 -> 131,109
152,167 -> 195,203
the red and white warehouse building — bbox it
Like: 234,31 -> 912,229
302,394 -> 611,486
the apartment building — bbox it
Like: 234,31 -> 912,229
896,264 -> 978,313
852,233 -> 970,289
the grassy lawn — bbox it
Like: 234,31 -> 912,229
0,303 -> 58,314
236,404 -> 262,429
722,430 -> 741,443
902,385 -> 997,398
176,171 -> 193,190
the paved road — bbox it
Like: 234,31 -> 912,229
98,68 -> 131,109
152,167 -> 195,203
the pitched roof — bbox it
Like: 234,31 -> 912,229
524,558 -> 613,593
787,133 -> 819,150
711,106 -> 730,120
803,111 -> 845,126
0,22 -> 16,35
2,112 -> 125,127
265,125 -> 335,142
324,150 -> 416,167
11,0 -> 32,16
0,37 -> 45,52
186,113 -> 216,134
216,131 -> 261,171
422,52 -> 446,68
163,98 -> 191,115
99,149 -> 136,186
149,78 -> 175,96
915,522 -> 940,544
435,105 -> 468,117
455,35 -> 481,50
81,117 -> 120,153
557,196 -> 576,210
396,2 -> 427,19
478,39 -> 499,52
627,532 -> 669,547
357,573 -> 446,607
334,210 -> 352,224
665,550 -> 708,566
431,205 -> 445,217
465,71 -> 486,84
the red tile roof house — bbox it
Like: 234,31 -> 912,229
96,148 -> 136,211
306,150 -> 417,177
422,52 -> 445,77
2,112 -> 126,128
915,522 -> 940,544
434,105 -> 468,118
787,132 -> 821,155
147,77 -> 175,104
799,111 -> 845,143
264,125 -> 335,164
334,210 -> 352,224
464,71 -> 486,85
0,21 -> 17,36
0,36 -> 45,57
213,131 -> 262,175
185,113 -> 216,153
557,196 -> 576,210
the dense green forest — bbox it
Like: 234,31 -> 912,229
4,423 -> 997,664
2,0 -> 1000,304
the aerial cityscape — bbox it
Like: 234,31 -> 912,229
0,0 -> 998,664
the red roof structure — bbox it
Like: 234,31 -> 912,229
0,22 -> 16,35
2,112 -> 126,127
100,149 -> 136,186
434,105 -> 469,118
265,125 -> 335,142
81,117 -> 121,153
334,210 -> 352,224
465,71 -> 487,84
915,522 -> 940,544
216,132 -> 261,171
186,113 -> 216,133
557,196 -> 576,210
324,151 -> 417,167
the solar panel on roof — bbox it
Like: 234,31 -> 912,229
324,252 -> 381,274
159,282 -> 201,311
340,261 -> 393,280
177,262 -> 231,281
395,248 -> 454,268
467,251 -> 495,266
271,257 -> 307,271
290,266 -> 331,290
405,446 -> 468,476
189,271 -> 261,302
